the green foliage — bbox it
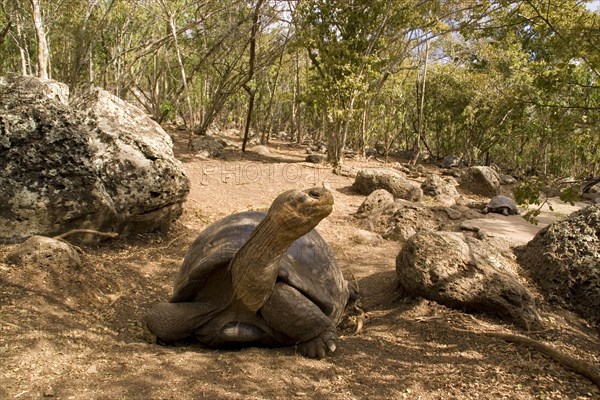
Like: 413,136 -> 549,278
0,0 -> 597,177
159,100 -> 176,121
513,179 -> 552,225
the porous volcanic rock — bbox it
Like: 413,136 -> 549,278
0,76 -> 190,242
421,174 -> 460,199
192,136 -> 226,157
459,166 -> 500,197
396,230 -> 542,329
516,205 -> 600,327
353,168 -> 422,201
357,199 -> 440,242
356,189 -> 395,217
5,235 -> 81,269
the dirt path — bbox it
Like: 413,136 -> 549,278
1,132 -> 599,400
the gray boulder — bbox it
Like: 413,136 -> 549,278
421,174 -> 459,198
582,177 -> 600,204
357,199 -> 440,242
0,76 -> 190,242
396,231 -> 542,329
459,166 -> 501,197
192,136 -> 225,157
516,205 -> 600,327
356,189 -> 395,217
353,168 -> 422,201
440,154 -> 460,168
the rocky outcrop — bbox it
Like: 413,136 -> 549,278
353,168 -> 422,201
459,166 -> 500,197
396,231 -> 542,329
0,76 -> 190,242
516,205 -> 600,327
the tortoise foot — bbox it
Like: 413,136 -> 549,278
141,321 -> 158,344
297,328 -> 337,359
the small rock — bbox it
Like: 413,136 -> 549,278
351,229 -> 383,245
5,235 -> 81,268
86,364 -> 98,374
333,165 -> 358,178
459,222 -> 480,232
305,154 -> 325,164
43,386 -> 56,397
251,145 -> 271,155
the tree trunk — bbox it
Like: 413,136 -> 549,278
359,105 -> 369,158
241,0 -> 264,152
29,0 -> 49,79
15,17 -> 29,76
293,50 -> 303,144
0,20 -> 11,46
158,1 -> 195,149
328,95 -> 356,167
261,42 -> 287,145
412,39 -> 429,165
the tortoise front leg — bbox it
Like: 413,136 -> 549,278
260,282 -> 337,359
143,301 -> 223,343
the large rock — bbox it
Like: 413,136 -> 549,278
440,154 -> 460,168
357,199 -> 440,242
459,166 -> 500,197
356,189 -> 395,217
353,168 -> 422,201
396,231 -> 542,329
0,76 -> 190,242
516,205 -> 600,327
421,174 -> 459,197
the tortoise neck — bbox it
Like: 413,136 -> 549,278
228,213 -> 297,312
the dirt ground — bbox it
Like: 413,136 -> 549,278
1,130 -> 599,400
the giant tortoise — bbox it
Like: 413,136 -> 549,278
482,195 -> 520,216
143,187 -> 352,358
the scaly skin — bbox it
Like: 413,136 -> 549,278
229,187 -> 334,312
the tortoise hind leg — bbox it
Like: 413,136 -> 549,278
143,301 -> 224,343
260,282 -> 337,359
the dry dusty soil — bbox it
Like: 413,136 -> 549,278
1,130 -> 599,399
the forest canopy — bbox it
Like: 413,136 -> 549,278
1,0 -> 598,177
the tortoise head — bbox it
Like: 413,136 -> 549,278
266,187 -> 333,239
228,187 -> 334,312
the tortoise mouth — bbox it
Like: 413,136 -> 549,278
309,203 -> 333,219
